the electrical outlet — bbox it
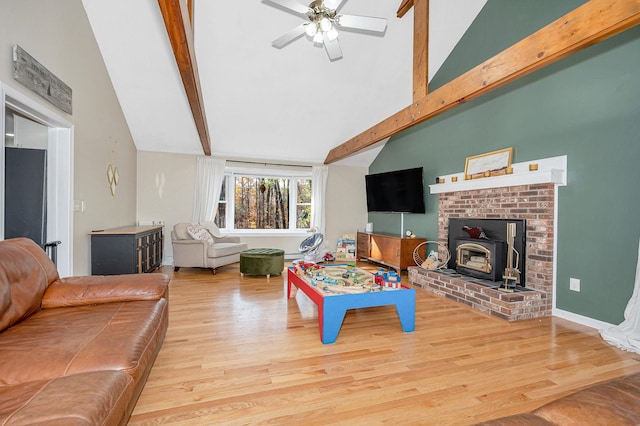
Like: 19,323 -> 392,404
570,277 -> 580,292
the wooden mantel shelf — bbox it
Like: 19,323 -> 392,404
429,155 -> 567,194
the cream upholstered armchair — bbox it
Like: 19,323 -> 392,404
171,222 -> 248,274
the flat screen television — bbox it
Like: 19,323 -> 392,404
365,167 -> 426,213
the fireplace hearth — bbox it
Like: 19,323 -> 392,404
409,178 -> 558,320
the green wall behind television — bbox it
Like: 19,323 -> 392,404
369,0 -> 640,324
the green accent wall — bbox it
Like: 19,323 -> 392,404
369,0 -> 640,324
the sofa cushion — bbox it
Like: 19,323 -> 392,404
0,371 -> 133,425
186,224 -> 214,244
474,373 -> 640,425
473,414 -> 554,425
41,274 -> 169,308
0,238 -> 60,332
208,242 -> 249,258
0,299 -> 167,386
533,375 -> 640,425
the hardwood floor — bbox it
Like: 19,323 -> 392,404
129,263 -> 640,425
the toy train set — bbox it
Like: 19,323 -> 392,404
292,262 -> 403,295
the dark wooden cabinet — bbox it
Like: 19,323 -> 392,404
90,225 -> 163,275
356,231 -> 426,272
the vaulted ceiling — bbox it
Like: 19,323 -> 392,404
82,0 -> 486,167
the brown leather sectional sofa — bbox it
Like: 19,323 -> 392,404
475,372 -> 640,425
0,237 -> 169,425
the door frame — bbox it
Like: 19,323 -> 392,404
1,82 -> 73,277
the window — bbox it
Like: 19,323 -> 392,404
296,178 -> 312,229
215,171 -> 312,232
214,177 -> 227,229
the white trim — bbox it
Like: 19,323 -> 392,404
1,82 -> 74,277
552,176 -> 560,312
429,155 -> 567,194
227,166 -> 312,178
225,230 -> 309,237
0,85 -> 5,240
553,307 -> 615,331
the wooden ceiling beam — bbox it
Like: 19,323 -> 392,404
413,0 -> 429,101
158,0 -> 211,156
325,0 -> 640,164
397,0 -> 414,18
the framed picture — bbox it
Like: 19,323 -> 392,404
464,147 -> 513,180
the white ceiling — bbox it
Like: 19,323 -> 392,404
82,0 -> 486,167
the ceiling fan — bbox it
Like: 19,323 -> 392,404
267,0 -> 387,61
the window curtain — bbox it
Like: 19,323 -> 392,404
601,238 -> 640,354
310,165 -> 328,235
192,157 -> 226,223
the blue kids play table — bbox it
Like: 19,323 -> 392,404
287,264 -> 415,344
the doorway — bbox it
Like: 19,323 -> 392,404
1,82 -> 73,276
4,112 -> 48,246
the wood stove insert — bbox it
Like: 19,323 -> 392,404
448,218 -> 526,288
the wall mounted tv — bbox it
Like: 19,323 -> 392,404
365,167 -> 426,213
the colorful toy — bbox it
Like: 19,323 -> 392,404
384,270 -> 401,283
323,252 -> 335,262
293,261 -> 321,275
374,268 -> 402,289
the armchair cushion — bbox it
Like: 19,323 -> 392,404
208,242 -> 248,258
173,223 -> 191,240
186,224 -> 214,244
200,221 -> 223,238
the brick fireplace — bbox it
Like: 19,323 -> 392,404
409,156 -> 566,321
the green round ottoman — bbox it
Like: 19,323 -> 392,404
240,248 -> 285,278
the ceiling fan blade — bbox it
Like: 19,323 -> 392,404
323,33 -> 343,61
337,14 -> 387,33
265,0 -> 312,15
323,0 -> 346,11
272,23 -> 307,48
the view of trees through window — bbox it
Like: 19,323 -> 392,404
215,174 -> 312,230
235,177 -> 289,229
296,179 -> 312,229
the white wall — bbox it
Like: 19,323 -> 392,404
325,164 -> 369,246
10,115 -> 48,149
136,151 -> 368,265
0,0 -> 138,275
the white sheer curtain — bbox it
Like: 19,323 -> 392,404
310,165 -> 328,235
601,239 -> 640,353
192,157 -> 226,223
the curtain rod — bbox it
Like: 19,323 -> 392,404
226,160 -> 313,168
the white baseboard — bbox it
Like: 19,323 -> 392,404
165,255 -> 302,264
553,308 -> 616,331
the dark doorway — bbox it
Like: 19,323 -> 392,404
4,147 -> 47,246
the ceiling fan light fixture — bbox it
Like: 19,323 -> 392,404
320,17 -> 332,32
304,22 -> 317,37
327,27 -> 339,41
268,0 -> 386,60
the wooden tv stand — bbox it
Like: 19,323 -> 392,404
356,231 -> 426,272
